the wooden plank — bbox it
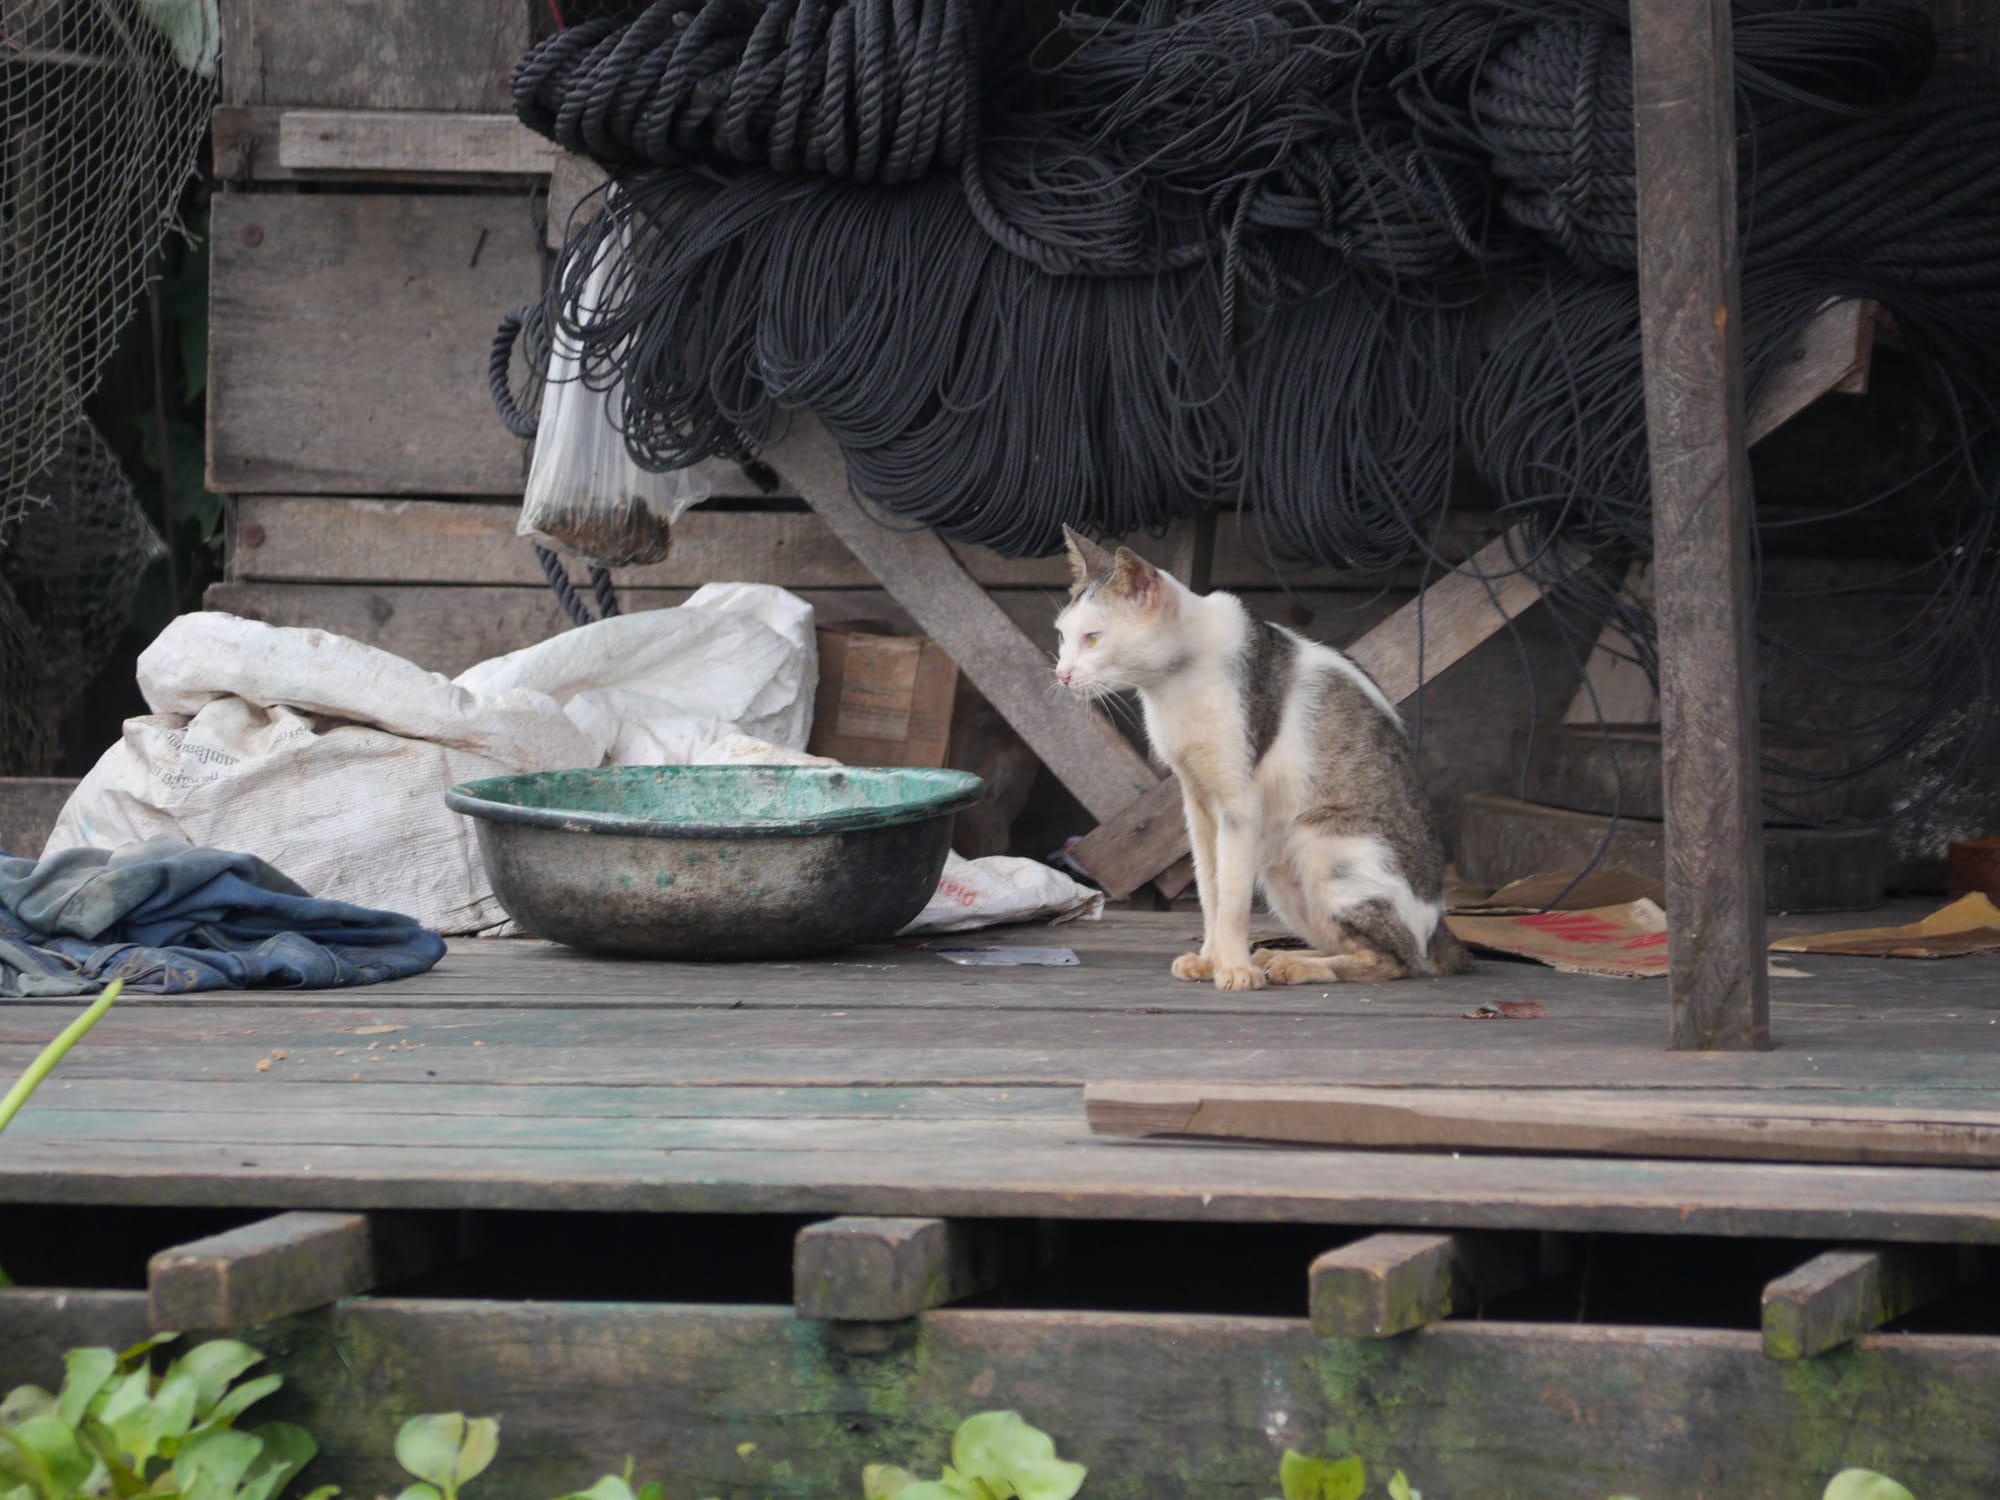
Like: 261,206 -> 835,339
1631,0 -> 1771,1050
215,106 -> 537,187
1072,526 -> 1560,898
1763,1246 -> 1982,1360
278,111 -> 561,176
209,193 -> 539,496
10,1296 -> 2000,1498
219,0 -> 530,112
794,1216 -> 1018,1322
224,498 -> 1437,592
1453,792 -> 1887,913
148,1210 -> 459,1331
0,777 -> 77,859
1309,1231 -> 1546,1338
767,417 -> 1160,823
1747,298 -> 1875,443
1083,1083 -> 2000,1168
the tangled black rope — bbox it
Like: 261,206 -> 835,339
494,0 -> 2000,819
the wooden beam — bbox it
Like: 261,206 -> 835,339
1763,1247 -> 1982,1359
1309,1232 -> 1548,1338
794,1216 -> 1020,1323
278,110 -> 562,177
1630,0 -> 1770,1050
767,417 -> 1160,823
1070,525 -> 1558,899
148,1211 -> 460,1331
1083,1083 -> 2000,1168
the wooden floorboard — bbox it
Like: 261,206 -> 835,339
3,911 -> 1998,1238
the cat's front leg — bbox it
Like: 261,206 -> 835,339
1171,783 -> 1222,982
1204,803 -> 1265,991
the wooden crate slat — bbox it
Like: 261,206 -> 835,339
1762,1246 -> 1983,1359
219,0 -> 529,112
209,194 -> 540,497
278,111 -> 562,176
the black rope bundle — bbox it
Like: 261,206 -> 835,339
496,0 -> 2000,822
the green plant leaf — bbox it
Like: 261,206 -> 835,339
117,1334 -> 180,1370
297,1487 -> 342,1500
97,1368 -> 168,1469
1278,1451 -> 1366,1500
235,1422 -> 318,1500
56,1350 -> 118,1430
948,1413 -> 1085,1500
169,1344 -> 265,1421
393,1415 -> 498,1497
201,1376 -> 284,1435
149,1371 -> 203,1456
0,1386 -> 56,1428
1387,1472 -> 1420,1500
551,1478 -> 638,1500
394,1486 -> 443,1500
1824,1472 -> 1916,1500
865,1467 -> 920,1500
4,1414 -> 96,1497
133,0 -> 220,75
173,1428 -> 261,1500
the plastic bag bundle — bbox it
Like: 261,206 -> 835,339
519,194 -> 709,566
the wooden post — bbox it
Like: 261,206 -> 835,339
1762,1246 -> 1982,1359
1309,1231 -> 1552,1339
1630,0 -> 1771,1050
149,1211 -> 462,1331
793,1216 -> 1027,1323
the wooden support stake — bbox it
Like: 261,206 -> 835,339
769,417 -> 1160,824
1762,1246 -> 1982,1360
794,1216 -> 1020,1323
148,1211 -> 459,1332
1630,0 -> 1770,1050
1309,1231 -> 1547,1339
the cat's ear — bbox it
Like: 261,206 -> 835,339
1062,525 -> 1114,597
1108,546 -> 1163,610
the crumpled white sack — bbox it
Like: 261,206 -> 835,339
49,584 -> 1104,938
47,589 -> 816,934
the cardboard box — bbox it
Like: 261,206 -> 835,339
808,629 -> 960,768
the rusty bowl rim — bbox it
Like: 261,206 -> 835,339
445,764 -> 985,840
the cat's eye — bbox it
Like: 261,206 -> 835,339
1082,632 -> 1101,647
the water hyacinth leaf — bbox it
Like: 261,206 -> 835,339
151,1371 -> 204,1455
453,1418 -> 498,1487
863,1464 -> 919,1499
1278,1451 -> 1366,1500
56,1349 -> 116,1429
117,1333 -> 179,1369
0,1386 -> 56,1428
949,1413 -> 1085,1500
98,1371 -> 169,1468
171,1343 -> 265,1418
395,1417 -> 468,1491
1824,1473 -> 1917,1500
298,1487 -> 343,1500
1387,1472 -> 1421,1500
236,1422 -> 319,1500
204,1374 -> 285,1433
553,1477 -> 637,1500
394,1485 -> 444,1500
173,1428 -> 262,1500
3,1414 -> 93,1495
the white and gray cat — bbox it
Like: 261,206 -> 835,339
1054,527 -> 1469,991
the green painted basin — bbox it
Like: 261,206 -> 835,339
445,765 -> 985,959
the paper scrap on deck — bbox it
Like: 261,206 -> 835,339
1445,899 -> 1669,978
1769,893 -> 2000,959
1449,867 -> 1665,916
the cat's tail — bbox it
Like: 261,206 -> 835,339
1423,922 -> 1474,976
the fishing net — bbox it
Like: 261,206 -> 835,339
0,0 -> 214,764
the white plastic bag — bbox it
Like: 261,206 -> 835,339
520,192 -> 709,565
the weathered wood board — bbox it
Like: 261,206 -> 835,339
1455,793 -> 1888,913
3,1296 -> 1996,1499
1084,1082 -> 2000,1167
4,912 -> 2000,1240
208,193 -> 541,496
277,111 -> 560,177
219,1 -> 531,112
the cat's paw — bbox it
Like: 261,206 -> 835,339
1212,962 -> 1266,992
1262,952 -> 1328,986
1171,952 -> 1215,981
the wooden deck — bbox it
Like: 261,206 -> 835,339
4,908 -> 1998,1242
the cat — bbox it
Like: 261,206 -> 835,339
1053,527 -> 1470,991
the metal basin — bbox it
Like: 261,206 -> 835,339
445,765 -> 984,959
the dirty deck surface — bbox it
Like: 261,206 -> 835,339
3,908 -> 1997,1241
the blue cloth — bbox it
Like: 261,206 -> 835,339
0,840 -> 446,996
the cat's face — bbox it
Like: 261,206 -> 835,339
1053,531 -> 1182,695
